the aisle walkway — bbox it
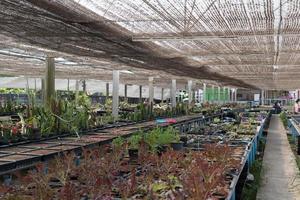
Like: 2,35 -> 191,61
257,115 -> 300,200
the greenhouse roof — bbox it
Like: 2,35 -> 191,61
0,0 -> 299,90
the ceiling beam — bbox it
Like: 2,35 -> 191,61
132,32 -> 300,41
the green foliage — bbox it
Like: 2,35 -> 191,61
144,126 -> 180,151
36,108 -> 56,135
112,136 -> 125,150
0,88 -> 26,94
280,112 -> 288,128
241,159 -> 263,200
104,98 -> 112,114
128,134 -> 142,149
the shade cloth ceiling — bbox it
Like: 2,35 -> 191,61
0,0 -> 299,90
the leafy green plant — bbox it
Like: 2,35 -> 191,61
128,134 -> 142,149
144,126 -> 180,152
157,127 -> 180,145
112,136 -> 125,150
280,112 -> 288,128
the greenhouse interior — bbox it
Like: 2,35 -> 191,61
0,0 -> 300,199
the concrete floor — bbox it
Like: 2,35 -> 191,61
257,115 -> 300,200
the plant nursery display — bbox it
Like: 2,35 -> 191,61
0,143 -> 241,199
0,108 -> 268,200
0,90 -> 243,147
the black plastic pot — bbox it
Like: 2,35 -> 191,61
171,142 -> 184,151
157,145 -> 168,156
180,136 -> 188,147
28,128 -> 41,140
128,148 -> 139,161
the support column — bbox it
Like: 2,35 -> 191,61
67,79 -> 70,92
106,83 -> 109,98
218,86 -> 221,104
231,88 -> 234,102
75,79 -> 79,105
161,88 -> 164,103
223,87 -> 226,103
34,78 -> 37,92
171,79 -> 176,107
149,77 -> 154,106
203,83 -> 207,103
45,56 -> 55,108
112,70 -> 119,119
235,88 -> 238,102
211,85 -> 215,103
261,90 -> 265,105
188,80 -> 193,106
82,80 -> 86,93
41,78 -> 45,104
124,84 -> 128,101
139,85 -> 143,103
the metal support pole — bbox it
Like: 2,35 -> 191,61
231,88 -> 234,102
149,77 -> 154,106
106,83 -> 109,98
124,84 -> 128,101
67,79 -> 70,92
112,70 -> 119,119
82,80 -> 86,93
223,87 -> 226,103
235,88 -> 238,102
45,56 -> 55,108
161,88 -> 164,103
139,85 -> 143,103
261,90 -> 265,105
211,85 -> 215,103
41,78 -> 45,104
188,80 -> 193,106
34,78 -> 37,92
218,86 -> 221,104
75,80 -> 79,105
203,83 -> 207,103
171,79 -> 176,107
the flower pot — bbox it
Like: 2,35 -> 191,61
157,145 -> 168,156
28,128 -> 41,140
180,136 -> 188,147
128,148 -> 139,161
171,142 -> 184,151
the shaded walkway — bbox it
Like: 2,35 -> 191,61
257,115 -> 300,200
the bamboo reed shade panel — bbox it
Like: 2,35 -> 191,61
1,0 -> 300,89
